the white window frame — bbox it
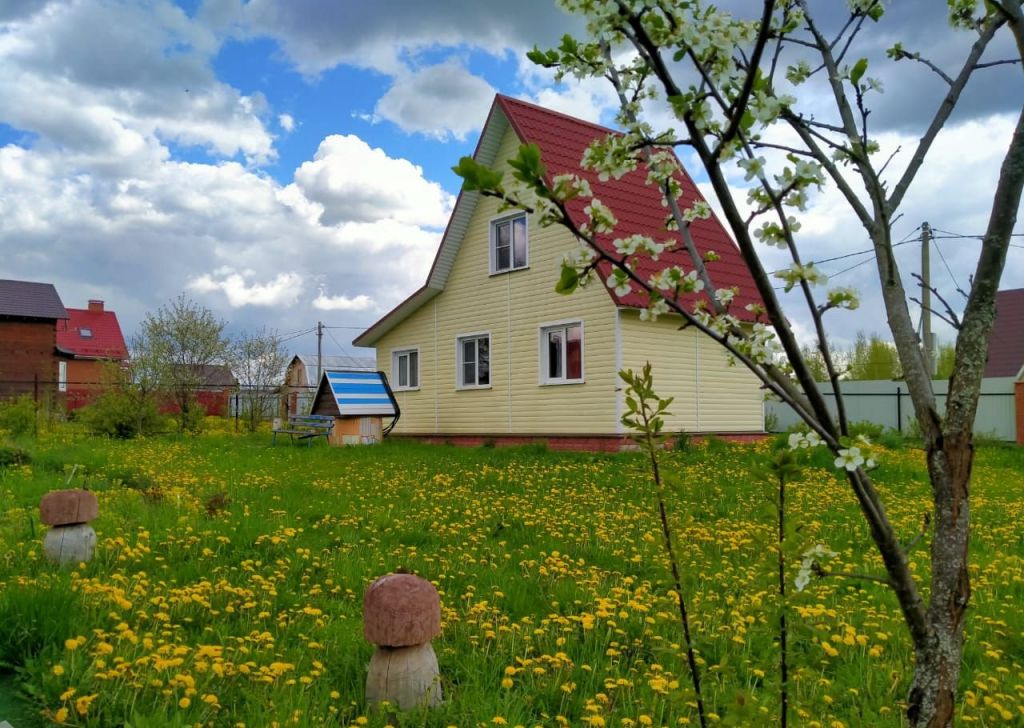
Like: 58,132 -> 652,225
456,331 -> 492,390
58,361 -> 68,392
391,347 -> 420,391
489,212 -> 529,275
539,319 -> 585,385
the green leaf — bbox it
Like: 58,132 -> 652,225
452,157 -> 504,192
555,264 -> 580,295
508,143 -> 546,186
850,58 -> 868,86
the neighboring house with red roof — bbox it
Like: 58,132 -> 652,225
984,288 -> 1024,445
984,288 -> 1024,379
0,279 -> 69,401
354,95 -> 764,448
55,299 -> 129,410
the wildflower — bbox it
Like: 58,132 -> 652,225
52,664 -> 65,676
179,697 -> 191,709
55,707 -> 69,723
834,447 -> 865,471
75,694 -> 98,716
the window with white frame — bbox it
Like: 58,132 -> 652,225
540,322 -> 583,384
457,334 -> 490,388
392,348 -> 419,390
490,213 -> 528,274
58,361 -> 68,392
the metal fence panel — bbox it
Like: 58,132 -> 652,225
767,377 -> 1017,441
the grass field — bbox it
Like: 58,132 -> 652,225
0,425 -> 1022,727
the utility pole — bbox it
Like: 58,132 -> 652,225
921,222 -> 935,377
316,321 -> 324,385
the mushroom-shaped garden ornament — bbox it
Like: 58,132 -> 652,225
363,573 -> 442,710
40,489 -> 98,565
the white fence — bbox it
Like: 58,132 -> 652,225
766,377 -> 1018,441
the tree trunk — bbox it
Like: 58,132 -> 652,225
907,433 -> 973,728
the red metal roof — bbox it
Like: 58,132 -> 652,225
496,95 -> 762,317
353,94 -> 763,348
984,288 -> 1024,378
56,307 -> 128,360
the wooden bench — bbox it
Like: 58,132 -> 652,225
272,414 -> 334,446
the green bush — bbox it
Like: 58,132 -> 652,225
0,396 -> 37,438
0,443 -> 30,467
78,390 -> 164,439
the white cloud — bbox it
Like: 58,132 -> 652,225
374,60 -> 496,141
0,1 -> 276,166
0,128 -> 450,343
279,113 -> 295,132
293,134 -> 454,227
312,291 -> 375,311
235,1 -> 580,76
187,270 -> 304,307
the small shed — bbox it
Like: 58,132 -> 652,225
310,370 -> 400,445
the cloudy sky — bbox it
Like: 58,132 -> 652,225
0,1 -> 1021,360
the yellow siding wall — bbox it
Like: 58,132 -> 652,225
374,126 -> 619,434
620,310 -> 764,433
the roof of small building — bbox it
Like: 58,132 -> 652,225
291,354 -> 377,386
354,94 -> 761,347
0,279 -> 69,320
984,288 -> 1024,378
194,364 -> 239,387
56,307 -> 129,360
311,370 -> 398,417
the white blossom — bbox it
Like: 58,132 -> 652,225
796,544 -> 837,592
834,446 -> 865,471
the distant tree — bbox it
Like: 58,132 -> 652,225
847,332 -> 903,380
799,343 -> 830,381
141,295 -> 228,432
230,328 -> 289,432
935,342 -> 957,379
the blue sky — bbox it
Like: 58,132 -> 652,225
0,0 -> 1020,361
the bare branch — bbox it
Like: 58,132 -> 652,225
910,273 -> 964,329
887,15 -> 1004,212
891,48 -> 955,85
974,58 -> 1022,70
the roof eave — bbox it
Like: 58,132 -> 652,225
352,99 -> 514,348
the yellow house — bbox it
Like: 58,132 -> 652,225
353,95 -> 764,449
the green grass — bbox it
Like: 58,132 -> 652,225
0,425 -> 1021,726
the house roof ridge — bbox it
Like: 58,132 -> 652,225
495,94 -> 619,137
353,93 -> 762,348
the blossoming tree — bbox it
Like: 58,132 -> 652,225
454,1 -> 1024,725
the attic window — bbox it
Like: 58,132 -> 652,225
79,328 -> 93,338
490,213 -> 528,274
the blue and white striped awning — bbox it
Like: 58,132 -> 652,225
323,370 -> 398,416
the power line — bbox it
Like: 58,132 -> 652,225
324,327 -> 356,361
930,228 -> 1024,249
932,237 -> 964,295
279,327 -> 316,343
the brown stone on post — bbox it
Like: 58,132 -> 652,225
363,573 -> 442,710
40,489 -> 98,526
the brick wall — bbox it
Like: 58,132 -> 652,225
0,319 -> 58,400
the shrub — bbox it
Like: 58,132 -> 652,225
78,390 -> 164,439
0,396 -> 37,438
0,443 -> 30,467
